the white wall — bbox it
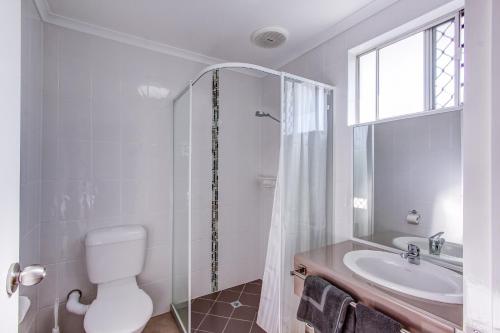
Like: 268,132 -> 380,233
280,0 -> 500,331
19,0 -> 43,332
36,23 -> 205,332
280,0 -> 459,246
372,111 -> 462,244
462,0 -> 500,332
492,1 -> 500,329
257,75 -> 281,271
35,19 -> 279,331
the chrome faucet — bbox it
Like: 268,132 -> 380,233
429,232 -> 445,255
400,243 -> 420,265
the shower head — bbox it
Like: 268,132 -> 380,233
255,110 -> 280,123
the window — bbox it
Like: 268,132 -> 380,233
379,32 -> 425,119
358,52 -> 377,123
356,10 -> 464,124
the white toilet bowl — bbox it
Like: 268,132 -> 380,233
83,225 -> 153,333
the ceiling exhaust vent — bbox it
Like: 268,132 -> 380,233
251,26 -> 289,49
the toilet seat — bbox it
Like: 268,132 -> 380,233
84,279 -> 153,333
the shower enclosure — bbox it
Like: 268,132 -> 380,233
172,63 -> 334,333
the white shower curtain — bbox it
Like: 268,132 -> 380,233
257,77 -> 331,333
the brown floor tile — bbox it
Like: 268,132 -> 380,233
208,301 -> 234,317
217,290 -> 241,303
198,314 -> 228,333
143,312 -> 181,333
192,298 -> 214,313
224,319 -> 253,333
191,311 -> 205,330
231,306 -> 257,321
248,279 -> 262,285
250,323 -> 266,333
227,284 -> 245,293
239,293 -> 260,307
243,283 -> 261,294
199,291 -> 221,301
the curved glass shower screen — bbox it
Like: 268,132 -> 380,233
172,86 -> 191,332
171,63 -> 334,333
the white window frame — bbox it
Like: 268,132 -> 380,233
351,9 -> 464,127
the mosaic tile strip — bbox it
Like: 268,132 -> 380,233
211,70 -> 220,292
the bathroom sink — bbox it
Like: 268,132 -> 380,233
343,250 -> 462,304
392,237 -> 463,266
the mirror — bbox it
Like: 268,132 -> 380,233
353,111 -> 463,267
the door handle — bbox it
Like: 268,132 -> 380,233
6,263 -> 46,296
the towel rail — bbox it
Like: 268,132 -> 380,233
291,267 -> 411,333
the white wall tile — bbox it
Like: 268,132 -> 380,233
37,264 -> 59,309
38,23 -> 205,326
121,180 -> 147,216
93,140 -> 121,180
59,260 -> 96,301
58,140 -> 91,180
141,279 -> 171,316
121,141 -> 148,180
58,97 -> 91,141
20,2 -> 43,331
138,245 -> 171,285
90,180 -> 121,219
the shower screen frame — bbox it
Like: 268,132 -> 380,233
171,62 -> 335,333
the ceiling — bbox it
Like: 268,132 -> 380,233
39,0 -> 398,69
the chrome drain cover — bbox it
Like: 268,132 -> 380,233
230,301 -> 242,308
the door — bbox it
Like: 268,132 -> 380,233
0,0 -> 22,331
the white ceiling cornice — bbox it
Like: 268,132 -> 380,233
273,0 -> 400,69
32,0 -> 230,67
33,0 -> 399,70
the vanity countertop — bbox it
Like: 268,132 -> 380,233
293,240 -> 462,333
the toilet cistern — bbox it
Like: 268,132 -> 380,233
66,225 -> 153,333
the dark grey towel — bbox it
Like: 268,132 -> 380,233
297,276 -> 353,333
342,305 -> 355,333
354,303 -> 402,333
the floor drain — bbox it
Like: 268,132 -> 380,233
230,301 -> 242,308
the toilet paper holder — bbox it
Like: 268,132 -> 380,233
406,210 -> 421,225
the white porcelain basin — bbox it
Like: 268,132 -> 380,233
343,250 -> 463,304
392,237 -> 463,266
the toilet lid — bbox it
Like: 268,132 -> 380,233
84,287 -> 153,333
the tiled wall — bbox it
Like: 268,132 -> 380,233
35,20 -> 279,331
218,70 -> 277,290
257,75 -> 281,271
19,0 -> 43,331
280,0 -> 458,244
189,70 -> 279,298
373,111 -> 462,243
36,23 -> 204,331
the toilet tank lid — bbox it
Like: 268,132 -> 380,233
86,225 -> 146,247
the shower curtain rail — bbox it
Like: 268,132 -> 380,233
173,62 -> 335,102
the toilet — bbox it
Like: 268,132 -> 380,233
83,225 -> 153,333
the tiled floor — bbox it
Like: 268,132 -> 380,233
191,279 -> 266,333
144,312 -> 181,333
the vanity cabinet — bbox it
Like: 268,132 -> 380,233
293,241 -> 463,333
